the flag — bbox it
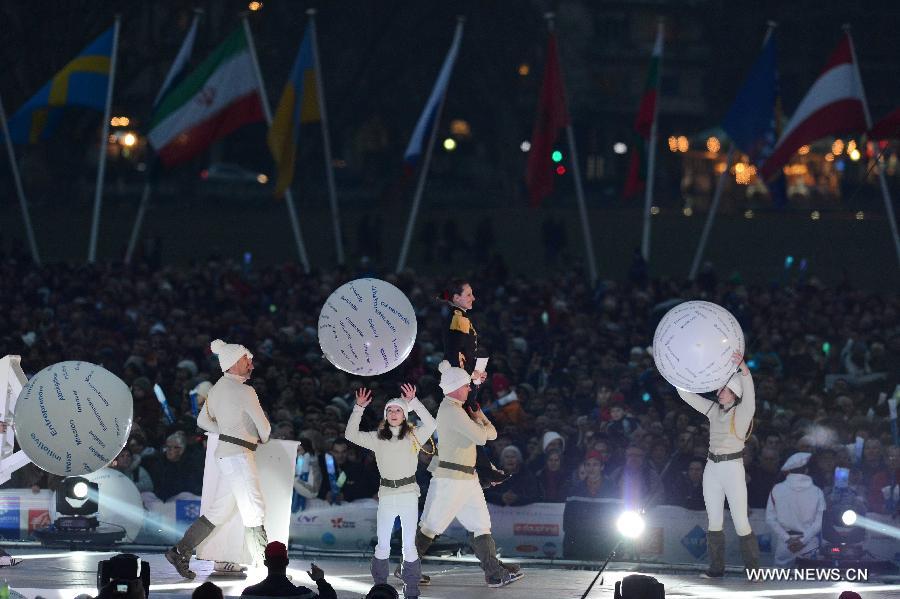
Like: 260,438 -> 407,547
759,33 -> 867,180
525,33 -> 570,207
721,35 -> 777,164
624,27 -> 663,198
870,107 -> 900,140
6,27 -> 114,144
268,26 -> 321,198
720,32 -> 787,206
153,15 -> 200,109
148,27 -> 263,167
403,22 -> 463,171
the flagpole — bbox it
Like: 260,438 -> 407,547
396,16 -> 465,273
844,24 -> 900,271
546,13 -> 598,284
242,16 -> 311,273
126,10 -> 202,264
689,148 -> 734,280
640,19 -> 664,263
689,23 -> 777,280
0,95 -> 41,265
306,9 -> 344,265
87,16 -> 120,263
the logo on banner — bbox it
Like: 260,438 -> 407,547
28,509 -> 51,533
331,517 -> 355,529
175,499 -> 201,524
297,515 -> 318,524
542,542 -> 558,558
513,523 -> 559,536
0,497 -> 20,532
515,544 -> 538,553
321,532 -> 336,546
681,525 -> 707,559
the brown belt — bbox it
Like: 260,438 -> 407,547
707,450 -> 742,463
380,475 -> 417,488
437,460 -> 476,475
220,434 -> 258,451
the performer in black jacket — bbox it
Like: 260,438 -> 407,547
439,279 -> 508,487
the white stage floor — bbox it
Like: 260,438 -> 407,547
1,547 -> 897,599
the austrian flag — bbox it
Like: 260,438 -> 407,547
148,28 -> 263,167
759,33 -> 866,180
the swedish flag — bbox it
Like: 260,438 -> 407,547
7,26 -> 114,144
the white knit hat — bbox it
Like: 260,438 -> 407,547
438,360 -> 471,394
210,339 -> 253,372
543,431 -> 565,453
384,399 -> 408,420
724,374 -> 743,398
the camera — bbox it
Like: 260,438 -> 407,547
96,553 -> 150,599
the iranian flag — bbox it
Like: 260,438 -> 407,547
624,27 -> 663,199
148,27 -> 263,167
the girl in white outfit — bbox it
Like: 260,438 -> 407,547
346,384 -> 436,599
677,359 -> 759,578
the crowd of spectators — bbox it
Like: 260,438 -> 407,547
1,256 -> 899,531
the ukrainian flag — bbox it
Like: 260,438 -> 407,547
268,26 -> 321,198
7,26 -> 114,144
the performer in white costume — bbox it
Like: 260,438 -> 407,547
416,361 -> 524,588
765,452 -> 826,567
165,339 -> 271,579
346,383 -> 435,599
676,359 -> 759,578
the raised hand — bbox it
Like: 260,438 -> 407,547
308,562 -> 325,581
400,383 -> 416,401
355,387 -> 373,408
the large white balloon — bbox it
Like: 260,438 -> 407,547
652,301 -> 745,393
318,278 -> 417,376
14,361 -> 133,476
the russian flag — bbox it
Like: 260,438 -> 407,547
402,21 -> 464,171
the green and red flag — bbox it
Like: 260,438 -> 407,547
624,28 -> 663,198
148,27 -> 263,167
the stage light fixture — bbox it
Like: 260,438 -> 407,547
57,476 -> 99,517
842,509 -> 857,526
616,510 -> 645,539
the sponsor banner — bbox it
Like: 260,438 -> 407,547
0,489 -> 893,563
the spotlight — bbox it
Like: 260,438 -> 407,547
58,476 -> 99,517
842,509 -> 857,526
72,481 -> 89,500
616,510 -> 645,539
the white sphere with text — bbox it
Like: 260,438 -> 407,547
318,278 -> 417,376
652,301 -> 745,393
14,361 -> 133,476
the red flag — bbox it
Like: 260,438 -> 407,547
759,34 -> 866,180
624,29 -> 663,199
870,107 -> 900,140
526,33 -> 570,207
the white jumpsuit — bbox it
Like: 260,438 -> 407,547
196,373 -> 271,529
345,398 -> 436,562
678,372 -> 755,536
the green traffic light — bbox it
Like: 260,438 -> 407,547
551,150 -> 563,163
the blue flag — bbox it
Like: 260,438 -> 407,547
721,35 -> 777,165
402,21 -> 463,170
6,27 -> 114,144
720,34 -> 786,205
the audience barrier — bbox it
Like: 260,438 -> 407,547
1,488 -> 896,565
